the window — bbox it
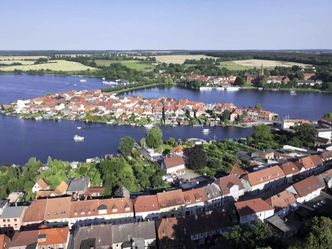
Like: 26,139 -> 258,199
14,218 -> 17,222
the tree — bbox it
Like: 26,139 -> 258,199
251,125 -> 276,149
290,124 -> 316,148
291,216 -> 332,249
255,103 -> 263,110
118,136 -> 135,156
146,127 -> 163,149
184,145 -> 207,170
234,76 -> 245,86
221,110 -> 231,123
225,221 -> 273,249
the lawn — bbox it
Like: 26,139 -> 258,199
95,59 -> 155,71
0,60 -> 96,72
153,54 -> 214,64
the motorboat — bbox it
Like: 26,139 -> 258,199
290,90 -> 297,96
77,126 -> 82,130
202,128 -> 210,134
74,135 -> 84,142
79,79 -> 87,83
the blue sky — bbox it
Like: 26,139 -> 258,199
1,0 -> 331,50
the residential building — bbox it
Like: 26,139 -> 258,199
0,206 -> 27,231
134,195 -> 160,221
36,227 -> 69,249
235,198 -> 274,224
161,156 -> 185,175
265,190 -> 297,217
111,221 -> 156,249
280,161 -> 302,183
156,190 -> 185,217
66,177 -> 90,199
69,224 -> 112,249
287,175 -> 325,203
32,178 -> 49,193
214,175 -> 245,201
202,183 -> 222,210
183,187 -> 207,216
241,166 -> 286,192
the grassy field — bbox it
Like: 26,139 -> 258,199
95,59 -> 155,71
153,54 -> 214,64
0,60 -> 96,72
230,59 -> 311,68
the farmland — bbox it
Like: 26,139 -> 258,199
0,59 -> 96,72
153,54 -> 214,64
230,59 -> 311,68
95,59 -> 155,71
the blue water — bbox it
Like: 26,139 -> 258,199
121,87 -> 332,120
0,74 -> 251,164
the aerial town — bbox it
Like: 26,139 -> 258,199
1,89 -> 278,127
1,0 -> 332,249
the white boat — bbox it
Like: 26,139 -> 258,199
200,87 -> 212,91
202,128 -> 210,134
144,124 -> 154,129
77,126 -> 82,130
80,79 -> 87,83
102,80 -> 118,86
290,90 -> 297,96
73,135 -> 84,142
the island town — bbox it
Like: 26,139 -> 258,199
0,89 -> 278,127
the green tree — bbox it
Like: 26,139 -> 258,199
146,127 -> 163,149
184,145 -> 207,170
255,103 -> 263,110
225,221 -> 273,249
221,110 -> 231,123
251,125 -> 276,149
291,217 -> 332,249
290,124 -> 316,148
118,136 -> 135,156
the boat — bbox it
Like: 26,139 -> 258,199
193,124 -> 203,127
202,128 -> 210,134
77,126 -> 82,130
144,124 -> 154,129
290,90 -> 297,96
73,135 -> 84,142
79,79 -> 87,83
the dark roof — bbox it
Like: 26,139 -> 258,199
111,221 -> 156,244
72,224 -> 112,249
67,177 -> 90,193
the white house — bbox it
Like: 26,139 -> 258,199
32,178 -> 49,193
235,198 -> 274,224
241,166 -> 286,193
286,175 -> 324,203
214,175 -> 245,201
161,156 -> 185,175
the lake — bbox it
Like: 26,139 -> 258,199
122,87 -> 332,120
0,74 -> 331,164
0,74 -> 251,164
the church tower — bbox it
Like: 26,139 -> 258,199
259,63 -> 264,76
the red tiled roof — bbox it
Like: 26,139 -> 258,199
183,187 -> 207,204
157,189 -> 185,208
292,176 -> 324,197
229,166 -> 247,178
280,161 -> 301,176
133,195 -> 160,213
36,178 -> 48,190
214,175 -> 244,195
37,227 -> 69,246
243,166 -> 285,186
265,190 -> 296,211
163,156 -> 185,169
235,198 -> 273,217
